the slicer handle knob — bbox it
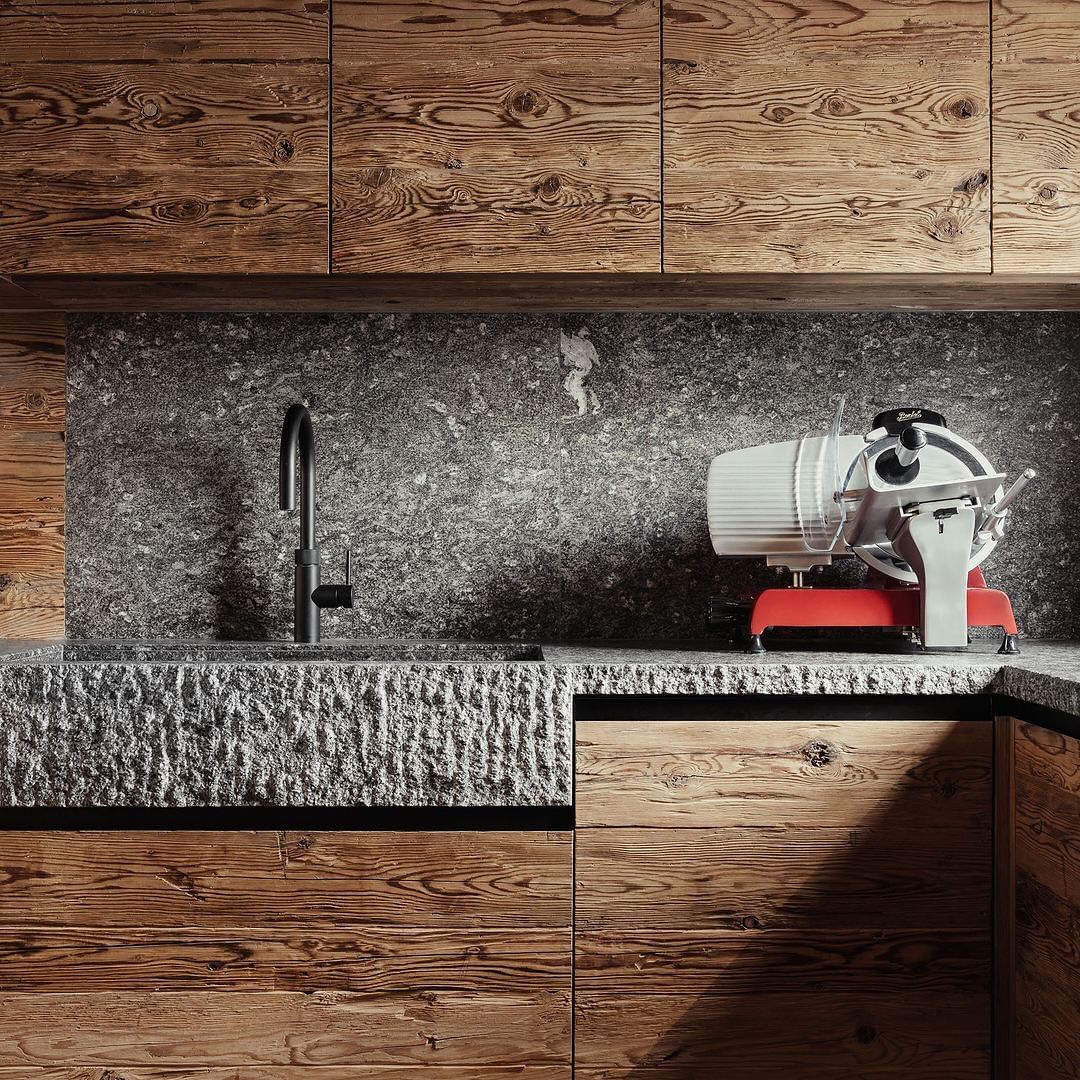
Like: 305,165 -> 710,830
895,426 -> 927,468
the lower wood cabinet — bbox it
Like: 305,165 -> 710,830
0,829 -> 572,1074
575,704 -> 994,1079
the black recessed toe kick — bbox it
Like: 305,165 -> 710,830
279,403 -> 353,643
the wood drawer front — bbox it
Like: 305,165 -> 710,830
577,718 -> 994,830
574,718 -> 993,1079
1013,720 -> 1080,1080
0,830 -> 571,1072
662,0 -> 991,273
331,0 -> 661,273
0,4 -> 329,274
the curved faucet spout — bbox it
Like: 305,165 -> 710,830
279,403 -> 316,551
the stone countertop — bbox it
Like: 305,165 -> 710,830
1,639 -> 1078,809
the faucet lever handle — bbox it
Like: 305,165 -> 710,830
345,548 -> 351,586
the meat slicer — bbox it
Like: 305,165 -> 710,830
706,402 -> 1035,653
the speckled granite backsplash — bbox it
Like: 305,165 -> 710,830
66,311 -> 1080,640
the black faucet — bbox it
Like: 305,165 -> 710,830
279,403 -> 352,642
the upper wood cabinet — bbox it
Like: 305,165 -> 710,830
662,0 -> 992,273
0,0 -> 329,274
993,0 -> 1080,271
331,0 -> 662,273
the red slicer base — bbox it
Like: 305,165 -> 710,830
747,568 -> 1019,654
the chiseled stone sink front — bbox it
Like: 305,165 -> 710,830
0,639 -> 569,808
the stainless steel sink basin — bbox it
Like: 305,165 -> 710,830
58,640 -> 545,663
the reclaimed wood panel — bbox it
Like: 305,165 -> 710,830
0,1071 -> 569,1079
0,5 -> 328,273
0,0 -> 328,61
0,925 -> 571,992
0,830 -> 572,1074
576,822 -> 992,930
332,0 -> 660,272
575,714 -> 993,1079
0,570 -> 64,637
576,927 -> 991,993
0,313 -> 64,637
9,271 -> 1080,312
0,989 -> 571,1067
663,2 -> 990,271
1013,720 -> 1080,1080
0,169 -> 327,275
0,830 -> 572,927
0,63 -> 328,170
576,990 -> 991,1077
577,719 -> 992,829
993,1 -> 1080,270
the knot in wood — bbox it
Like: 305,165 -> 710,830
740,915 -> 762,930
1039,184 -> 1058,201
359,167 -> 393,190
445,155 -> 463,170
947,97 -> 977,121
296,835 -> 313,851
930,211 -> 961,241
664,772 -> 691,789
800,738 -> 839,768
156,198 -> 208,222
767,105 -> 793,123
955,170 -> 988,195
275,138 -> 295,162
140,100 -> 160,119
534,173 -> 562,200
856,1025 -> 878,1044
825,95 -> 856,117
506,87 -> 547,118
24,389 -> 47,410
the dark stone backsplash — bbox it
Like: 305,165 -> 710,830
66,311 -> 1080,641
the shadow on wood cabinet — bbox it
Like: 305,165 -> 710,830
576,717 -> 993,1078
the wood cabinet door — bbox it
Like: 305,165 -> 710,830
1011,719 -> 1080,1079
0,0 -> 329,274
0,829 -> 572,1074
575,707 -> 993,1079
993,0 -> 1080,270
662,0 -> 991,272
332,0 -> 661,273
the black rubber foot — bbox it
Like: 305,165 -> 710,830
747,634 -> 766,654
999,633 -> 1021,655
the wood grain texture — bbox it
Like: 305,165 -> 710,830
335,0 -> 659,62
0,5 -> 329,273
664,3 -> 990,271
332,0 -> 660,272
995,715 -> 1017,1080
8,272 -> 1080,312
0,830 -> 573,928
0,570 -> 63,637
0,989 -> 571,1067
576,822 -> 992,930
576,990 -> 991,1077
574,714 -> 992,1079
0,511 -> 64,571
576,927 -> 991,992
0,0 -> 329,62
0,431 -> 64,509
576,718 -> 992,828
0,926 -> 571,992
0,313 -> 63,638
993,1 -> 1080,269
0,63 -> 328,169
0,169 -> 327,274
1013,720 -> 1080,1080
0,1071 -> 570,1080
